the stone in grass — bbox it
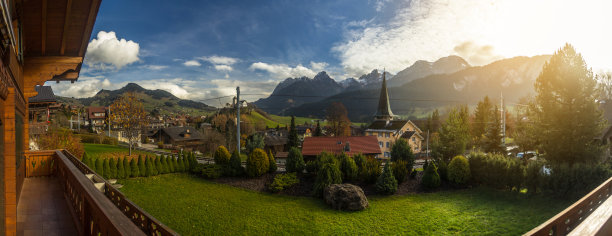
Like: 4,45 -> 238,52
324,184 -> 368,211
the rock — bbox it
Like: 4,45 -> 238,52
323,184 -> 368,211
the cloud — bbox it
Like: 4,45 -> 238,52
47,76 -> 115,98
214,65 -> 233,72
183,60 -> 201,67
85,31 -> 140,70
373,0 -> 392,12
334,0 -> 612,76
199,55 -> 239,65
141,65 -> 168,70
249,61 -> 327,79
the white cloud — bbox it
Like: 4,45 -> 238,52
183,60 -> 201,67
85,31 -> 140,70
214,64 -> 233,72
141,65 -> 168,70
47,76 -> 116,98
335,0 -> 612,76
198,55 -> 239,65
249,61 -> 328,79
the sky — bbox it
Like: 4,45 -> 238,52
48,0 -> 612,105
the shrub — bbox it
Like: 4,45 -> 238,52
103,159 -> 111,179
82,152 -> 92,169
353,154 -> 367,178
214,146 -> 231,166
390,138 -> 414,168
435,158 -> 448,181
448,155 -> 471,186
305,161 -> 317,174
123,157 -> 131,178
422,162 -> 441,190
339,154 -> 358,181
544,163 -> 609,199
376,162 -> 398,195
269,172 -> 299,193
155,156 -> 163,174
392,160 -> 410,184
364,158 -> 382,183
201,164 -> 223,179
247,148 -> 269,177
95,158 -> 103,176
117,157 -> 125,179
268,150 -> 277,173
138,155 -> 146,177
286,147 -> 305,173
108,158 -> 117,179
177,156 -> 185,172
145,157 -> 154,177
468,152 -> 523,190
228,151 -> 244,176
38,128 -> 85,158
168,156 -> 175,173
130,159 -> 139,177
173,156 -> 179,172
313,163 -> 342,196
188,152 -> 198,172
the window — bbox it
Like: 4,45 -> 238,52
386,142 -> 390,148
378,132 -> 382,137
384,152 -> 390,158
379,141 -> 383,147
412,137 -> 416,142
385,133 -> 390,138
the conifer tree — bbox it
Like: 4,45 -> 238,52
229,150 -> 244,176
82,152 -> 92,169
130,159 -> 140,177
183,153 -> 191,171
145,156 -> 154,177
288,116 -> 299,148
109,158 -> 117,179
138,155 -> 146,177
117,157 -> 126,179
268,150 -> 277,173
162,155 -> 169,173
483,106 -> 504,154
314,120 -> 322,136
170,156 -> 177,172
177,156 -> 185,172
95,158 -> 103,176
472,96 -> 494,148
286,147 -> 305,173
376,162 -> 398,195
103,158 -> 111,179
124,157 -> 131,178
155,156 -> 163,175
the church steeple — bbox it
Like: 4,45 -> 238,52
374,69 -> 394,120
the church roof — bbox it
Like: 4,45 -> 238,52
374,71 -> 394,120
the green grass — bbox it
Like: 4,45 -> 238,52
247,111 -> 365,128
119,173 -> 571,235
83,143 -> 152,159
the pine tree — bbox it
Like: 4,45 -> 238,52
155,156 -> 163,175
229,150 -> 244,176
472,96 -> 494,148
190,152 -> 198,172
376,162 -> 398,195
170,156 -> 177,173
177,156 -> 185,172
82,152 -> 92,169
95,158 -> 103,176
151,157 -> 159,175
183,153 -> 191,171
483,106 -> 504,154
117,157 -> 126,179
103,159 -> 111,179
130,159 -> 140,177
138,155 -> 146,177
109,158 -> 117,179
288,116 -> 299,148
286,147 -> 305,173
145,156 -> 154,177
162,155 -> 169,173
124,157 -> 131,178
314,120 -> 322,136
437,105 -> 470,161
268,150 -> 277,173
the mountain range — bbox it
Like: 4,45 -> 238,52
255,55 -> 551,121
56,83 -> 216,115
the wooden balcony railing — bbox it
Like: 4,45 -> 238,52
525,177 -> 612,236
23,150 -> 178,236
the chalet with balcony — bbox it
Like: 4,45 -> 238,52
87,106 -> 107,132
152,126 -> 204,151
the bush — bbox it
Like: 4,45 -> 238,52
268,150 -> 277,173
376,162 -> 398,195
103,159 -> 111,179
392,160 -> 410,184
182,153 -> 191,171
269,172 -> 299,193
123,157 -> 131,178
95,158 -> 103,176
228,151 -> 244,176
201,164 -> 223,179
364,158 -> 382,183
422,162 -> 441,190
435,158 -> 448,181
353,154 -> 367,178
116,158 -> 125,179
314,152 -> 337,173
544,163 -> 609,199
145,157 -> 154,177
447,155 -> 470,186
168,156 -> 175,173
286,147 -> 305,173
138,155 -> 146,177
155,156 -> 164,174
214,146 -> 231,166
246,148 -> 269,177
339,154 -> 358,182
177,156 -> 185,172
130,159 -> 139,177
82,152 -> 93,170
390,138 -> 414,168
157,141 -> 164,149
468,152 -> 523,190
38,128 -> 85,158
305,161 -> 317,174
313,163 -> 342,197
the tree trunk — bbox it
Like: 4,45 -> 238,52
129,141 -> 132,156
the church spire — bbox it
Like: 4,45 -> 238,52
374,69 -> 394,120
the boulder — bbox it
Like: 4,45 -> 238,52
323,184 -> 368,211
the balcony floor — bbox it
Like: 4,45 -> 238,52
17,177 -> 77,236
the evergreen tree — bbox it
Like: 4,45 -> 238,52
190,152 -> 198,172
531,44 -> 605,165
376,162 -> 398,195
245,134 -> 265,154
427,109 -> 441,133
353,154 -> 367,179
178,156 -> 185,172
472,96 -> 494,148
155,156 -> 163,175
313,163 -> 342,196
390,138 -> 414,169
172,156 -> 179,172
314,120 -> 323,136
130,159 -> 140,177
268,150 -> 277,173
138,155 -> 146,177
151,157 -> 159,175
82,152 -> 92,169
168,155 -> 175,173
422,162 -> 441,190
103,159 -> 111,179
117,157 -> 126,179
288,116 -> 299,148
214,146 -> 231,166
145,156 -> 154,177
339,153 -> 358,181
229,150 -> 244,176
160,155 -> 167,174
124,157 -> 131,178
95,158 -> 103,176
437,105 -> 470,161
183,153 -> 191,171
109,158 -> 117,179
483,106 -> 504,154
286,147 -> 305,173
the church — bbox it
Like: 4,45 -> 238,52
365,72 -> 424,159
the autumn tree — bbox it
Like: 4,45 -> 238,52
326,102 -> 351,137
110,92 -> 148,155
531,44 -> 605,165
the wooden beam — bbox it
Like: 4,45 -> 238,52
59,0 -> 73,55
78,0 -> 101,57
41,0 -> 47,55
25,56 -> 83,65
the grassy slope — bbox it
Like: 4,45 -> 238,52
119,173 -> 570,236
246,111 -> 365,128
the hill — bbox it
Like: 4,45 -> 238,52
285,55 -> 551,121
56,83 -> 216,115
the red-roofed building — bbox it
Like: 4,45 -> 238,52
301,136 -> 382,159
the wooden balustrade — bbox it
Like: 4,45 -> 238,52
525,177 -> 612,236
23,150 -> 178,235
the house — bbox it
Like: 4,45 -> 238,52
301,136 -> 382,159
87,106 -> 107,132
153,126 -> 204,151
364,72 -> 424,159
262,128 -> 289,154
296,125 -> 312,138
28,86 -> 58,137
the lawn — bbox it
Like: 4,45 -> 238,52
83,143 -> 152,159
119,173 -> 571,235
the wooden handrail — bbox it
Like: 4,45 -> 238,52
524,177 -> 612,236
